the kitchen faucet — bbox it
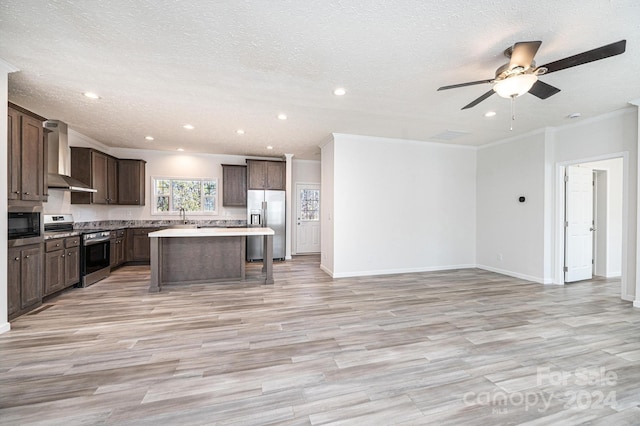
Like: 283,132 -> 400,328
179,207 -> 187,224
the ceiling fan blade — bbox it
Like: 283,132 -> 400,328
528,80 -> 561,99
509,41 -> 542,68
540,40 -> 626,74
461,89 -> 495,110
438,79 -> 493,91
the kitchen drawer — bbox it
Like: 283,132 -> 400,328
110,229 -> 125,238
65,237 -> 80,248
45,239 -> 65,252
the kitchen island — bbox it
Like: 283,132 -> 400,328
148,227 -> 275,292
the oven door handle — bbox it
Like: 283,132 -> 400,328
84,238 -> 111,246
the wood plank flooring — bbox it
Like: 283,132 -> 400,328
1,256 -> 640,425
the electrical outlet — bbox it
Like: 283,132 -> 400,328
497,253 -> 503,261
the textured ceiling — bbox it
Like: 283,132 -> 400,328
1,1 -> 639,160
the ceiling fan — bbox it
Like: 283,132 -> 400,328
437,39 -> 627,110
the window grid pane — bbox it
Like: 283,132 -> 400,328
300,189 -> 320,221
153,178 -> 217,215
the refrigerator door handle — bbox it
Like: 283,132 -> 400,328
262,201 -> 268,227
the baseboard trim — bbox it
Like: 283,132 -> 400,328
320,262 -> 552,284
330,264 -> 477,279
476,264 -> 547,284
633,300 -> 640,309
319,264 -> 334,277
0,322 -> 10,335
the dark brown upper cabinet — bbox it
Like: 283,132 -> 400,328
7,103 -> 47,204
246,160 -> 285,190
118,159 -> 146,205
71,148 -> 118,204
222,164 -> 247,206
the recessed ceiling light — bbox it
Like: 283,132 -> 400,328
83,92 -> 100,99
145,136 -> 154,141
176,148 -> 184,152
183,124 -> 194,130
277,114 -> 287,120
236,129 -> 245,135
266,146 -> 273,150
568,112 -> 582,119
333,87 -> 346,96
484,111 -> 497,118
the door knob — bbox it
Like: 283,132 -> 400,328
590,227 -> 596,232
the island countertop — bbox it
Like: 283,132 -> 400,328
148,227 -> 275,238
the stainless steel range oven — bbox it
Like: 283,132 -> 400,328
81,230 -> 111,287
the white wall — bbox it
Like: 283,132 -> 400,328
293,159 -> 321,183
475,106 -> 638,302
581,158 -> 623,277
550,108 -> 638,300
43,129 -> 249,222
476,131 -> 547,282
326,133 -> 476,277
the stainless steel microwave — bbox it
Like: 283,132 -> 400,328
8,205 -> 43,247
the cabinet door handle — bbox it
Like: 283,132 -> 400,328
23,192 -> 30,195
13,191 -> 20,194
14,257 -> 20,261
56,243 -> 60,247
25,255 -> 30,259
68,253 -> 72,256
61,254 -> 65,258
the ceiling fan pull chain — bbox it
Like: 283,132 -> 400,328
510,95 -> 516,131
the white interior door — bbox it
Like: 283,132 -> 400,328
565,165 -> 594,282
296,184 -> 320,253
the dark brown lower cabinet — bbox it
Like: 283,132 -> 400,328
44,237 -> 80,296
8,244 -> 43,319
65,244 -> 80,287
128,228 -> 151,262
44,248 -> 65,295
110,229 -> 126,269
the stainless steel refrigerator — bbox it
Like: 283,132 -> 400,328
247,190 -> 285,261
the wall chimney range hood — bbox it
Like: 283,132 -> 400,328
44,120 -> 97,193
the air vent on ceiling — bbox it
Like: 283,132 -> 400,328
430,130 -> 469,141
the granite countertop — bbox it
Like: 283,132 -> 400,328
44,231 -> 82,240
149,227 -> 275,238
44,220 -> 248,240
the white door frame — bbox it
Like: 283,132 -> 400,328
554,152 -> 630,300
293,182 -> 321,254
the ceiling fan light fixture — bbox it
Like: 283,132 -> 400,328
493,74 -> 538,98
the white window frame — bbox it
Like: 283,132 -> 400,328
151,176 -> 218,216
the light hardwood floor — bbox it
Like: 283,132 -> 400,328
1,256 -> 639,425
